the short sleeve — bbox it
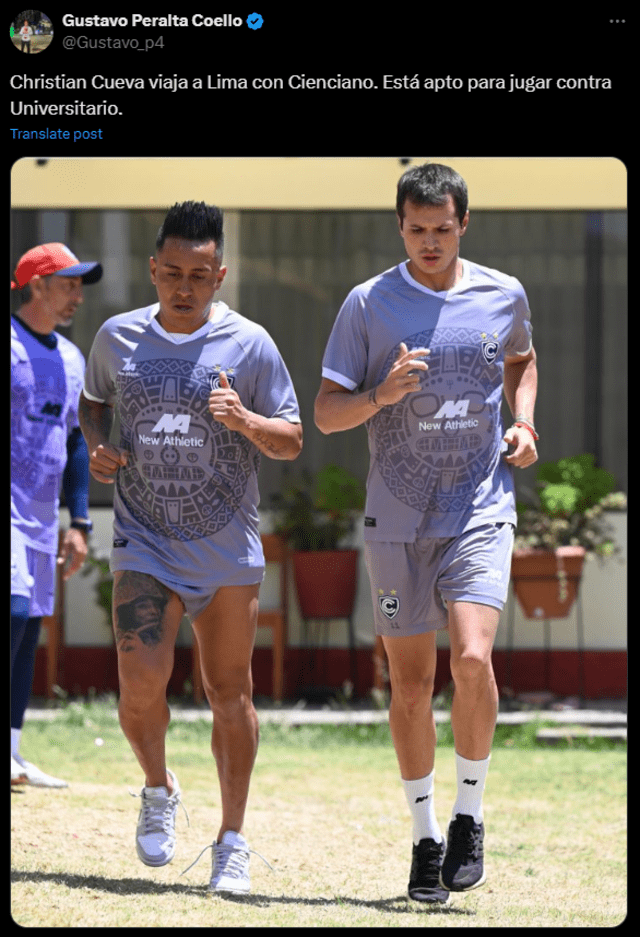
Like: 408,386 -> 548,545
321,289 -> 369,391
504,279 -> 533,357
83,323 -> 117,404
250,330 -> 301,423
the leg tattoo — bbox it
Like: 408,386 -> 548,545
114,572 -> 171,653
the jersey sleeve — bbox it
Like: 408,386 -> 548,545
503,278 -> 533,356
250,330 -> 301,423
321,289 -> 369,391
83,322 -> 118,405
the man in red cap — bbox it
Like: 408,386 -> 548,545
11,243 -> 102,788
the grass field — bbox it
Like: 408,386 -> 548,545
11,700 -> 627,927
11,35 -> 53,55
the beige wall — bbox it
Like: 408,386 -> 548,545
12,157 -> 626,210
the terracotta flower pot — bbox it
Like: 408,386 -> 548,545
292,549 -> 358,618
511,546 -> 586,619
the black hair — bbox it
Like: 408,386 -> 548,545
14,274 -> 53,304
16,282 -> 33,302
396,163 -> 469,224
156,201 -> 224,258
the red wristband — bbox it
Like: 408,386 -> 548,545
514,421 -> 539,441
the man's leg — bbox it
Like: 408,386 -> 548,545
113,570 -> 186,867
448,600 -> 499,762
190,584 -> 260,842
191,584 -> 260,894
113,570 -> 184,791
382,631 -> 438,781
382,631 -> 450,906
11,598 -> 40,734
11,597 -> 39,784
441,600 -> 500,891
10,544 -> 68,788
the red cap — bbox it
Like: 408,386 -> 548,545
11,243 -> 102,290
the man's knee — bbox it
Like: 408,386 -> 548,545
450,650 -> 494,690
117,653 -> 173,709
389,668 -> 436,718
205,669 -> 253,715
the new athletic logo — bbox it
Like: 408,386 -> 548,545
433,399 -> 470,419
379,594 -> 400,620
151,413 -> 192,434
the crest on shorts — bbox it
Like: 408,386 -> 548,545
481,333 -> 500,365
379,593 -> 400,621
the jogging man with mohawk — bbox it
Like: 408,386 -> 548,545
80,201 -> 302,894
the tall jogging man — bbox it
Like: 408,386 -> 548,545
11,243 -> 102,788
79,202 -> 302,895
315,163 -> 538,907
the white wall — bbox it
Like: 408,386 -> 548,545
62,510 -> 626,653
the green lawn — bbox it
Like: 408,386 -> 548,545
11,702 -> 627,927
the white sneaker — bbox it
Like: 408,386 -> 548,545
135,769 -> 182,867
11,756 -> 27,785
210,831 -> 252,894
12,754 -> 68,788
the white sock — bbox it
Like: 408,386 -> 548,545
11,728 -> 22,759
402,770 -> 442,845
451,753 -> 490,824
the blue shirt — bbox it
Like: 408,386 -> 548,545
11,316 -> 86,553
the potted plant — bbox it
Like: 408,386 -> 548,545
271,464 -> 366,618
512,454 -> 626,618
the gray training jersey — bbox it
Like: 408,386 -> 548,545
322,260 -> 533,541
84,302 -> 300,583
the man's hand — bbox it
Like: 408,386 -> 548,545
503,425 -> 538,469
89,443 -> 128,483
209,371 -> 302,459
374,342 -> 430,407
57,527 -> 88,581
208,371 -> 246,431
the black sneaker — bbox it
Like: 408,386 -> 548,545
440,814 -> 486,892
408,837 -> 451,907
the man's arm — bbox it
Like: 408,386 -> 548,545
78,392 -> 129,483
314,343 -> 430,434
208,372 -> 302,461
502,347 -> 539,469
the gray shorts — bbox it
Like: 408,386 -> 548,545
110,534 -> 265,621
364,523 -> 514,637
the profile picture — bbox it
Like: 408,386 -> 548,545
11,11 -> 53,53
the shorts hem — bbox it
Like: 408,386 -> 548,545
187,577 -> 264,621
440,592 -> 506,612
109,561 -> 265,621
374,617 -> 447,638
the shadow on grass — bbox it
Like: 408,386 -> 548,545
10,868 -> 474,915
